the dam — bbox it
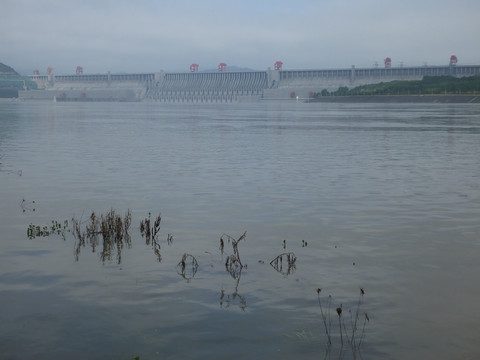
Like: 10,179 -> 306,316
24,62 -> 480,102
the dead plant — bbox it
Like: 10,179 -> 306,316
72,209 -> 132,263
140,212 -> 162,262
316,288 -> 369,351
221,231 -> 247,278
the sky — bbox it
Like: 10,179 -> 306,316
1,0 -> 479,75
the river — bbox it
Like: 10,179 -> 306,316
1,100 -> 479,359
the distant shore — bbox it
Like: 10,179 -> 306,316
307,94 -> 480,103
3,94 -> 480,104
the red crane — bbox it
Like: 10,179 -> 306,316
274,61 -> 283,70
384,57 -> 392,68
76,66 -> 83,74
450,55 -> 458,66
46,67 -> 54,75
218,62 -> 227,72
190,63 -> 199,72
33,69 -> 40,75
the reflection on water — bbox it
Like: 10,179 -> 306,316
315,288 -> 370,360
176,253 -> 199,280
220,270 -> 247,311
72,209 -> 132,263
270,252 -> 297,275
139,212 -> 163,262
221,231 -> 247,279
69,210 -> 175,264
26,209 -> 301,289
220,232 -> 249,311
27,219 -> 69,240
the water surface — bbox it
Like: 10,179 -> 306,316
1,100 -> 479,359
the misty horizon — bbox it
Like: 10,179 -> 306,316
2,0 -> 479,76
12,59 -> 479,77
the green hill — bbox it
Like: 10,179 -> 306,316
0,62 -> 20,75
315,75 -> 480,97
0,62 -> 38,97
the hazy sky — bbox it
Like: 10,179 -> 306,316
1,0 -> 479,75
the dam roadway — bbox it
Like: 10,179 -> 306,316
25,64 -> 480,102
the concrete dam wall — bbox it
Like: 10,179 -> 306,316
25,65 -> 480,102
147,71 -> 269,102
23,72 -> 153,101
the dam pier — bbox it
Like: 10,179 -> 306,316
23,61 -> 480,102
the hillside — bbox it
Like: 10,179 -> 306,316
0,62 -> 38,97
0,62 -> 19,75
315,75 -> 480,97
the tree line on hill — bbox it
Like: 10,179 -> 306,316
314,75 -> 480,97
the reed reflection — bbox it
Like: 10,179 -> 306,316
177,253 -> 199,280
72,209 -> 132,263
269,252 -> 297,275
220,269 -> 246,311
219,231 -> 248,310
